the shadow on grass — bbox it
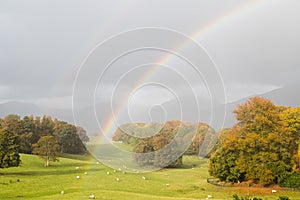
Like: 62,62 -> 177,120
2,166 -> 104,177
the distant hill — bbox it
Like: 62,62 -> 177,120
261,84 -> 300,107
223,84 -> 300,128
0,101 -> 41,117
0,84 -> 298,133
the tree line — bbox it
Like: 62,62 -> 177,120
209,97 -> 300,188
0,114 -> 89,167
112,120 -> 217,168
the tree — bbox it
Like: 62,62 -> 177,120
280,107 -> 300,171
54,123 -> 86,154
133,121 -> 189,168
32,136 -> 60,167
1,114 -> 23,136
209,97 -> 295,185
76,126 -> 89,144
40,116 -> 54,136
0,128 -> 21,168
19,115 -> 37,154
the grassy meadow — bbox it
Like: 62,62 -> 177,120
0,153 -> 299,200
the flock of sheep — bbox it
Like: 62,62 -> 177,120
59,162 -> 278,199
59,162 -> 170,199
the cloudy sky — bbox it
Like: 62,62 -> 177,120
1,0 -> 299,133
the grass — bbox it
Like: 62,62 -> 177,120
0,154 -> 299,200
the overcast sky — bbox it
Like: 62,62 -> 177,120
1,0 -> 300,132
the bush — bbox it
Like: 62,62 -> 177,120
278,196 -> 290,200
280,172 -> 300,189
232,194 -> 262,200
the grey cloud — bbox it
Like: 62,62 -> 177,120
1,0 -> 299,133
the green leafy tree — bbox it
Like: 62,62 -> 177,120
54,122 -> 86,154
40,116 -> 54,136
32,135 -> 60,167
76,126 -> 89,144
0,128 -> 21,168
19,115 -> 37,153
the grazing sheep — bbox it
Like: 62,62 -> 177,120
76,176 -> 80,179
106,172 -> 110,175
84,172 -> 88,175
116,177 -> 120,182
76,166 -> 80,170
89,194 -> 95,199
165,183 -> 170,187
96,162 -> 100,165
272,190 -> 277,193
118,168 -> 122,171
113,170 -> 116,173
61,191 -> 64,195
207,195 -> 213,198
142,176 -> 146,180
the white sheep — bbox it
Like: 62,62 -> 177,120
76,175 -> 80,179
116,177 -> 120,182
272,190 -> 277,193
165,183 -> 170,187
96,162 -> 99,165
61,191 -> 64,195
142,176 -> 146,180
76,166 -> 80,170
113,170 -> 116,173
207,194 -> 213,198
84,172 -> 88,175
106,171 -> 110,175
89,194 -> 95,199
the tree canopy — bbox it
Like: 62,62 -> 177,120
112,120 -> 216,168
0,128 -> 21,168
209,97 -> 300,186
0,114 -> 89,167
32,135 -> 60,167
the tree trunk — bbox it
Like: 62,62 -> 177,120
45,157 -> 50,167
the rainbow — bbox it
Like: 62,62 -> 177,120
90,0 -> 266,147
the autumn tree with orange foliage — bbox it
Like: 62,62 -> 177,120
209,97 -> 300,186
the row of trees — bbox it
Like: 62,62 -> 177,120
0,115 -> 89,167
209,97 -> 300,186
112,120 -> 216,168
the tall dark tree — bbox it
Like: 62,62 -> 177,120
19,115 -> 37,153
54,123 -> 86,154
40,116 -> 54,136
0,128 -> 21,168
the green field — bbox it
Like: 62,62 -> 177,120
0,154 -> 299,200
